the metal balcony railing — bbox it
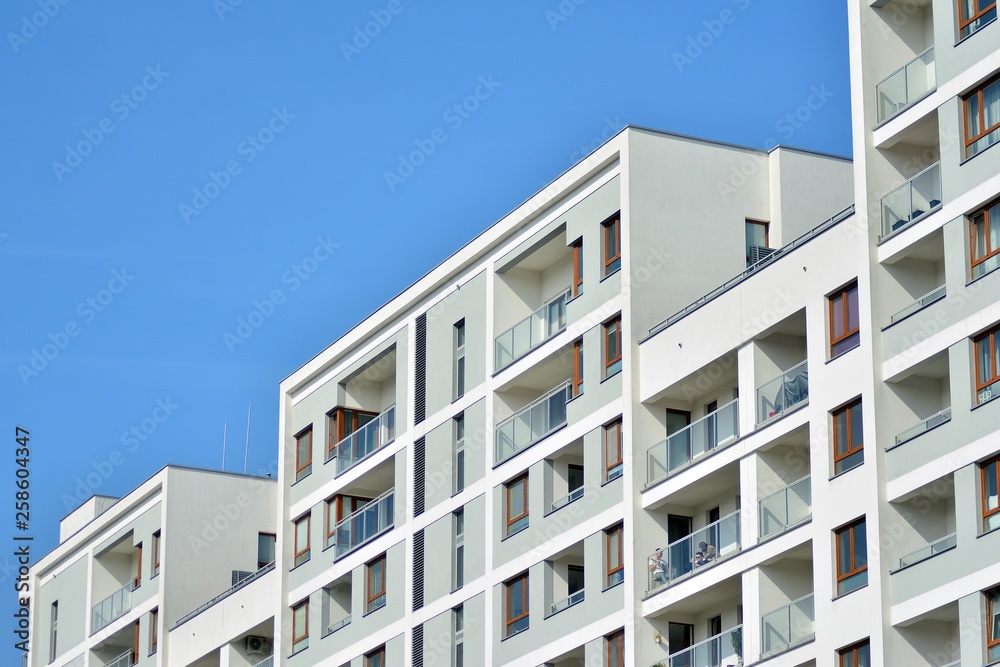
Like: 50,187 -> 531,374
757,361 -> 808,425
91,581 -> 135,633
495,288 -> 572,371
897,533 -> 957,569
333,489 -> 394,559
761,594 -> 815,657
652,625 -> 742,667
876,47 -> 936,123
759,476 -> 812,540
646,399 -> 739,485
173,562 -> 275,627
890,285 -> 945,324
104,650 -> 133,667
647,511 -> 741,592
880,162 -> 942,238
548,589 -> 584,616
895,407 -> 952,446
326,615 -> 351,636
333,405 -> 395,475
495,381 -> 571,464
550,485 -> 584,513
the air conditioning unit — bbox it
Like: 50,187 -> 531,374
246,635 -> 270,655
748,245 -> 776,266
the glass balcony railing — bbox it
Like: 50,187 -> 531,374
91,580 -> 135,633
550,486 -> 584,513
876,47 -> 936,124
495,381 -> 571,464
761,594 -> 815,657
104,650 -> 133,667
759,476 -> 812,540
895,407 -> 952,446
653,626 -> 742,667
890,285 -> 946,324
647,400 -> 739,485
757,361 -> 808,425
548,589 -> 584,616
333,405 -> 396,475
326,615 -> 351,636
251,657 -> 274,667
881,162 -> 942,238
495,288 -> 572,371
647,511 -> 741,592
897,532 -> 957,569
333,489 -> 394,559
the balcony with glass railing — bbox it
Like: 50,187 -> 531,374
326,614 -> 351,636
652,625 -> 742,667
895,407 -> 952,446
757,361 -> 808,426
890,285 -> 945,325
876,47 -> 936,124
895,532 -> 957,570
880,162 -> 942,238
332,405 -> 395,475
646,399 -> 739,485
332,489 -> 394,559
495,288 -> 572,371
91,581 -> 135,633
104,650 -> 133,667
550,485 -> 584,513
495,381 -> 571,464
548,589 -> 584,617
251,657 -> 274,667
647,511 -> 741,593
759,476 -> 812,540
761,594 -> 815,657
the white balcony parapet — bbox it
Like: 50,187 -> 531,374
494,288 -> 572,371
652,625 -> 742,667
332,489 -> 394,559
104,650 -> 133,667
647,511 -> 741,593
759,476 -> 812,540
548,589 -> 584,616
894,407 -> 952,446
761,594 -> 815,657
896,533 -> 957,570
173,562 -> 275,628
880,162 -> 942,238
495,381 -> 571,464
646,399 -> 739,485
333,406 -> 396,475
757,361 -> 808,426
550,486 -> 584,513
876,46 -> 935,123
91,581 -> 135,633
890,285 -> 946,324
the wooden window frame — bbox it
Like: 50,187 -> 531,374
958,0 -> 998,37
829,282 -> 860,357
981,455 -> 1000,531
974,325 -> 1000,398
604,419 -> 623,480
605,523 -> 624,587
572,339 -> 584,397
838,639 -> 870,666
832,399 -> 864,473
964,75 -> 1000,157
366,554 -> 387,613
149,608 -> 158,655
602,213 -> 621,277
291,601 -> 309,651
504,572 -> 529,637
134,543 -> 142,589
294,426 -> 313,481
572,239 -> 584,296
835,519 -> 868,593
505,474 -> 529,536
326,408 -> 379,460
132,620 -> 139,665
970,199 -> 1000,275
606,629 -> 625,667
745,219 -> 770,264
293,514 -> 311,567
365,646 -> 386,667
151,531 -> 160,578
987,588 -> 1000,657
604,316 -> 622,377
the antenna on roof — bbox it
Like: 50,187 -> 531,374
243,402 -> 252,475
222,419 -> 228,471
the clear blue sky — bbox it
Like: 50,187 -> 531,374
0,0 -> 851,655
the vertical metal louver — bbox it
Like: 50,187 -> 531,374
412,529 -> 425,611
414,436 -> 426,516
412,623 -> 424,666
415,313 -> 427,424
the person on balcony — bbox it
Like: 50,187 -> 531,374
648,549 -> 667,587
692,541 -> 717,567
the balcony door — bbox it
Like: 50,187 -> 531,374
668,622 -> 694,665
666,409 -> 691,471
708,615 -> 722,665
667,514 -> 693,581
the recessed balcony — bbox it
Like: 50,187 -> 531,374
758,475 -> 812,541
495,288 -> 571,371
331,405 -> 396,476
647,510 -> 741,593
91,581 -> 134,633
495,381 -> 571,465
896,532 -> 957,570
756,361 -> 808,426
761,593 -> 815,657
880,162 -> 941,239
646,399 -> 739,485
103,650 -> 133,667
876,47 -> 935,124
890,285 -> 945,325
651,625 -> 742,667
332,488 -> 394,560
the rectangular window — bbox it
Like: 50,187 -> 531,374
745,219 -> 770,266
838,639 -> 870,667
505,572 -> 529,637
366,554 -> 386,613
964,75 -> 1000,158
149,608 -> 158,655
971,199 -> 1000,280
833,399 -> 864,475
987,588 -> 1000,662
132,620 -> 139,665
606,630 -> 624,667
151,531 -> 160,577
602,213 -> 621,276
293,515 -> 311,567
292,601 -> 309,653
572,339 -> 584,397
257,532 -> 276,568
454,605 -> 465,667
365,646 -> 386,667
572,239 -> 584,296
505,474 -> 529,536
982,455 -> 1000,532
134,543 -> 142,589
604,316 -> 622,377
295,426 -> 313,482
454,414 -> 465,494
454,508 -> 465,589
604,419 -> 623,481
835,519 -> 868,595
829,282 -> 860,357
606,524 -> 624,587
49,601 -> 57,663
975,325 -> 1000,404
454,319 -> 466,400
958,0 -> 998,39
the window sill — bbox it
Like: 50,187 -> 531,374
826,341 -> 860,364
601,266 -> 622,283
960,129 -> 1000,165
968,261 -> 1000,287
955,15 -> 998,47
829,460 -> 864,481
974,391 -> 1000,410
978,524 -> 1000,539
501,625 -> 529,642
289,558 -> 311,572
832,582 -> 868,601
502,523 -> 529,542
603,468 -> 623,486
602,577 -> 624,593
291,472 -> 312,487
601,368 -> 622,383
363,601 -> 386,618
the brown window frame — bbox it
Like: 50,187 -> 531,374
605,523 -> 624,587
131,620 -> 139,665
602,213 -> 621,277
970,199 -> 1000,276
149,608 -> 158,655
832,399 -> 864,474
293,514 -> 311,567
964,75 -> 1000,157
604,316 -> 622,377
292,600 -> 309,652
365,646 -> 386,667
572,238 -> 584,296
975,325 -> 1000,399
134,543 -> 142,589
835,519 -> 868,594
981,455 -> 1000,532
505,474 -> 529,536
606,629 -> 625,667
504,572 -> 529,637
325,407 -> 379,460
838,639 -> 870,666
151,531 -> 160,578
366,554 -> 387,613
294,426 -> 313,481
829,282 -> 860,357
572,339 -> 584,397
604,419 -> 623,480
958,0 -> 998,37
987,588 -> 1000,658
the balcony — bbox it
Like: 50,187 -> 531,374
495,381 -> 570,464
761,594 -> 815,657
876,47 -> 935,124
104,650 -> 133,667
646,400 -> 739,485
756,361 -> 808,426
251,658 -> 274,667
890,285 -> 945,324
653,625 -> 742,667
548,589 -> 585,616
91,581 -> 134,633
647,511 -> 741,593
896,532 -> 957,570
880,162 -> 942,238
759,475 -> 811,540
895,407 -> 951,446
332,489 -> 394,559
333,405 -> 395,476
550,485 -> 584,513
495,288 -> 571,371
326,614 -> 351,635
174,562 -> 275,626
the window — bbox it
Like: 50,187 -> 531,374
293,514 -> 311,567
838,639 -> 870,667
366,554 -> 386,613
151,531 -> 160,577
606,629 -> 625,667
453,605 -> 465,667
745,219 -> 769,266
982,455 -> 1000,532
964,75 -> 1000,158
975,325 -> 1000,405
971,199 -> 1000,280
958,0 -> 997,39
572,239 -> 584,296
833,399 -> 864,475
365,646 -> 386,667
149,608 -> 158,655
829,282 -> 860,357
292,601 -> 309,653
835,519 -> 868,595
454,414 -> 465,494
602,213 -> 621,276
572,339 -> 584,397
258,532 -> 276,568
505,474 -> 529,536
134,543 -> 142,588
604,419 -> 623,481
454,319 -> 466,400
606,524 -> 624,587
604,316 -> 622,377
504,572 -> 529,637
454,509 -> 465,589
49,601 -> 57,664
294,426 -> 312,482
132,620 -> 139,665
326,407 -> 378,460
987,588 -> 1000,661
